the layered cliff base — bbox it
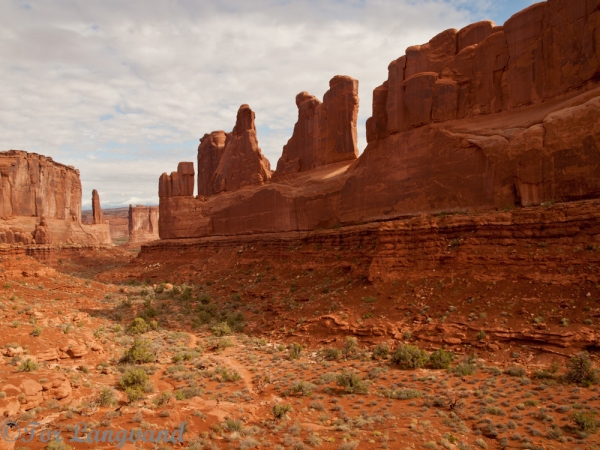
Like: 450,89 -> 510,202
107,200 -> 600,351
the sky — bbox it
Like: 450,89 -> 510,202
0,0 -> 538,209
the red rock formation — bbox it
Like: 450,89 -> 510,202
91,190 -> 104,225
128,205 -> 159,244
212,105 -> 272,193
0,151 -> 81,220
159,162 -> 195,198
0,151 -> 111,245
33,217 -> 52,245
197,131 -> 227,197
158,0 -> 600,240
274,76 -> 359,177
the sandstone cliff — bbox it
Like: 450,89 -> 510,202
159,0 -> 600,240
274,76 -> 359,178
0,151 -> 111,245
0,151 -> 81,220
129,205 -> 159,244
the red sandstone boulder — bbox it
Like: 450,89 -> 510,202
274,76 -> 359,177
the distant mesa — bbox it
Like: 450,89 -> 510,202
0,150 -> 111,246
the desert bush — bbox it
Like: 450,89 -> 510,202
121,337 -> 155,364
153,390 -> 172,407
380,388 -> 423,400
336,370 -> 368,394
97,387 -> 117,407
211,322 -> 232,337
17,359 -> 39,372
429,349 -> 454,369
226,312 -> 245,332
288,381 -> 316,396
565,351 -> 598,386
31,326 -> 43,337
570,411 -> 599,434
504,366 -> 526,377
323,347 -> 341,361
119,367 -> 149,403
288,342 -> 303,360
372,343 -> 389,359
342,336 -> 360,359
127,317 -> 150,335
273,403 -> 293,419
391,345 -> 429,369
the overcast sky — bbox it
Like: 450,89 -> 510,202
0,0 -> 537,208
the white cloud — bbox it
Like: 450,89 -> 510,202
0,0 -> 534,208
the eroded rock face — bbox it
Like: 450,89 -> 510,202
0,151 -> 81,220
158,0 -> 600,240
91,190 -> 104,225
212,105 -> 272,194
274,76 -> 359,177
33,217 -> 52,245
197,131 -> 227,197
159,162 -> 195,198
129,204 -> 159,244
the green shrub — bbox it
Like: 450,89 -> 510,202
429,349 -> 453,369
451,362 -> 477,376
211,322 -> 232,337
288,342 -> 303,360
121,337 -> 155,364
226,312 -> 245,332
391,345 -> 429,369
127,317 -> 150,335
504,366 -> 526,377
272,403 -> 293,419
323,347 -> 341,361
97,387 -> 117,407
342,336 -> 360,359
31,326 -> 43,337
380,388 -> 423,400
17,359 -> 39,372
288,381 -> 316,396
566,351 -> 598,386
372,343 -> 389,359
153,391 -> 172,407
119,368 -> 149,403
571,411 -> 599,433
336,370 -> 368,394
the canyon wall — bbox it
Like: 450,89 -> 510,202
0,151 -> 111,245
129,205 -> 159,244
160,0 -> 600,240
